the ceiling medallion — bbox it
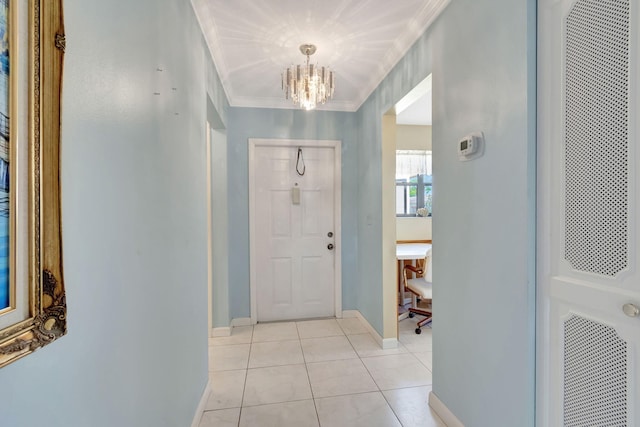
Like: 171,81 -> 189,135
282,44 -> 335,111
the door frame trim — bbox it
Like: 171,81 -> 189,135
248,138 -> 343,324
206,123 -> 213,336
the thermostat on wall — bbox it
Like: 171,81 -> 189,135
458,132 -> 485,161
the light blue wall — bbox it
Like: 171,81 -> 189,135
355,0 -> 536,425
205,51 -> 228,128
430,1 -> 536,424
0,1 -> 222,425
226,107 -> 359,319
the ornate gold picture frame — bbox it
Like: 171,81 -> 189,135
0,0 -> 65,368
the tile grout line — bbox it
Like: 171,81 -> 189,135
236,325 -> 255,427
342,326 -> 377,388
331,317 -> 401,425
357,341 -> 384,395
296,321 -> 323,427
349,332 -> 407,423
379,388 -> 406,427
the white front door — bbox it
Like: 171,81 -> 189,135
538,0 -> 640,425
250,141 -> 339,322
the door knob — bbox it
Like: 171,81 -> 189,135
622,303 -> 639,318
327,244 -> 334,250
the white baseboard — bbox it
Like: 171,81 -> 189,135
231,317 -> 253,327
190,380 -> 211,427
210,318 -> 253,338
342,310 -> 398,350
341,310 -> 359,319
380,337 -> 399,350
429,391 -> 464,427
211,327 -> 231,337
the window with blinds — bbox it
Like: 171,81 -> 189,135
396,150 -> 432,217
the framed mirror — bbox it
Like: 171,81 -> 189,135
0,0 -> 65,368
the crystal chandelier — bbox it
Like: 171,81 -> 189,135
282,44 -> 335,110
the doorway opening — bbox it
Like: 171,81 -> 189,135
382,73 -> 434,352
207,96 -> 229,337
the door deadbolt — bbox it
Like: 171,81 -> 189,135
327,232 -> 333,238
327,244 -> 334,250
622,303 -> 640,318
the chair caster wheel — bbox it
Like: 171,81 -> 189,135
408,312 -> 415,318
415,328 -> 422,334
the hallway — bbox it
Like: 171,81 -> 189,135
199,317 -> 445,427
0,1 -> 540,425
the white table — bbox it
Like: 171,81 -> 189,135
396,243 -> 432,319
396,243 -> 432,261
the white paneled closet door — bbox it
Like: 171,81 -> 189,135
538,0 -> 640,425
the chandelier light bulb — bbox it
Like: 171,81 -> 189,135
282,44 -> 335,110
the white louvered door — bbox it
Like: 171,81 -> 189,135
538,0 -> 640,425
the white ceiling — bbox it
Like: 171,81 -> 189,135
396,91 -> 432,125
191,0 -> 449,112
395,74 -> 432,126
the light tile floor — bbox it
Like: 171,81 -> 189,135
200,317 -> 446,427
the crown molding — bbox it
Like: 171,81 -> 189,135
230,96 -> 359,112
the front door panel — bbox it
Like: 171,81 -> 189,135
253,145 -> 335,322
